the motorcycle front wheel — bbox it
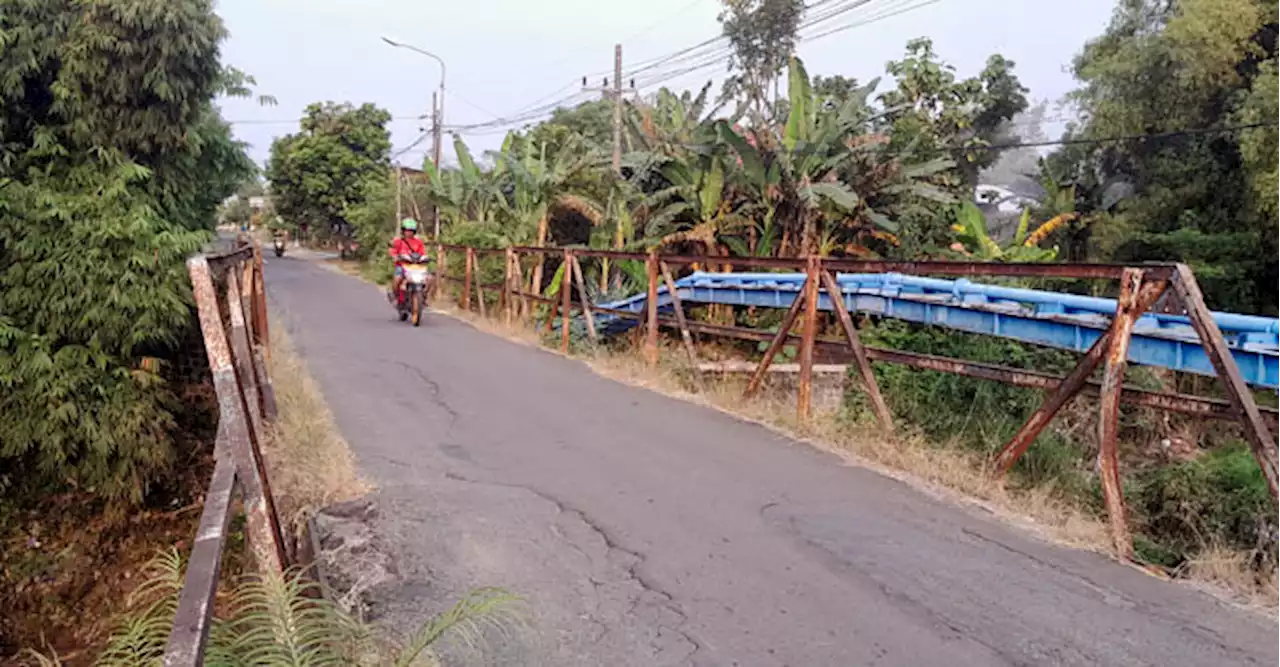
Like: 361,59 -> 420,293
410,289 -> 423,327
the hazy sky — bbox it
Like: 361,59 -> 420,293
215,0 -> 1117,168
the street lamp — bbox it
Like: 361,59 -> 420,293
382,36 -> 446,239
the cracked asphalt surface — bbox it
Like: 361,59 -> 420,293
265,252 -> 1276,666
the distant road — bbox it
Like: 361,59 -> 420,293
265,252 -> 1277,667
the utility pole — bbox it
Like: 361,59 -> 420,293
581,44 -> 637,177
395,165 -> 403,222
612,44 -> 623,175
583,45 -> 638,290
431,90 -> 442,239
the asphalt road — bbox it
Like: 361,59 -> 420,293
265,252 -> 1277,667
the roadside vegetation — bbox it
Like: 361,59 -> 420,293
3,0 -> 1271,659
262,322 -> 373,537
0,0 -> 272,659
24,549 -> 526,667
268,0 -> 1278,604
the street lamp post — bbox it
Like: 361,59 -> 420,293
382,37 -> 446,240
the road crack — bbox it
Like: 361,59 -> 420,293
392,360 -> 460,435
443,471 -> 704,662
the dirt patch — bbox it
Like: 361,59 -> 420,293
0,451 -> 214,665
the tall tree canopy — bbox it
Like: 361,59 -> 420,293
1047,0 -> 1278,314
718,0 -> 807,121
266,102 -> 392,234
0,0 -> 258,501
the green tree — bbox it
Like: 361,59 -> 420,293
0,0 -> 258,501
877,38 -> 1029,253
1051,0 -> 1278,314
717,0 -> 806,121
265,102 -> 392,236
879,38 -> 1029,187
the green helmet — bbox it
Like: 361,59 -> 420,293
400,218 -> 419,231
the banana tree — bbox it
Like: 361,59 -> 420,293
949,201 -> 1058,262
491,132 -> 603,293
421,137 -> 502,236
711,57 -> 880,257
629,146 -> 751,265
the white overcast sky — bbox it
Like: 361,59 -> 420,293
215,0 -> 1116,168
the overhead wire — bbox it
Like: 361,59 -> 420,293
397,0 -> 1063,139
630,0 -> 934,91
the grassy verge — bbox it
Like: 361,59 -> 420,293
261,318 -> 373,538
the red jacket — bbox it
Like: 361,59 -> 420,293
389,236 -> 428,266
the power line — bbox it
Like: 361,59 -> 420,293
226,114 -> 424,126
801,0 -> 940,42
444,89 -> 505,122
421,0 -> 961,137
631,0 -> 939,91
984,120 -> 1279,150
619,0 -> 857,79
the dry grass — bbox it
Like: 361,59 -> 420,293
1180,545 -> 1279,610
262,319 -> 373,537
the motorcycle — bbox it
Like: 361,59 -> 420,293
273,236 -> 286,257
393,252 -> 431,327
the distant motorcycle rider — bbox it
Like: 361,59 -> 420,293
388,218 -> 430,304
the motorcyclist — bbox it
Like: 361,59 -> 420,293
388,218 -> 430,304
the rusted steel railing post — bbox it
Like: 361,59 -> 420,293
820,269 -> 893,433
513,250 -> 529,323
225,268 -> 264,436
645,249 -> 660,368
570,253 -> 598,344
163,457 -> 236,666
187,256 -> 285,575
560,250 -> 573,353
435,244 -> 447,302
502,247 -> 514,325
462,247 -> 475,311
992,278 -> 1169,475
223,267 -> 287,566
252,345 -> 278,422
659,261 -> 702,389
252,246 -> 270,358
797,255 -> 820,422
1097,268 -> 1143,559
744,280 -> 808,399
1171,264 -> 1279,496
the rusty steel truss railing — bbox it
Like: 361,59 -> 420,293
431,243 -> 1278,560
163,237 -> 287,666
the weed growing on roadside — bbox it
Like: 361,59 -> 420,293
23,550 -> 527,667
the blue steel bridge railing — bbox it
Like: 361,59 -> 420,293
582,271 -> 1280,389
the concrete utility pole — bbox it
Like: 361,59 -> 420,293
581,44 -> 637,178
395,165 -> 403,221
612,44 -> 623,176
431,90 -> 442,239
582,45 -> 639,290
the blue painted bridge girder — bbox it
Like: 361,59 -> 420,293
580,271 -> 1279,389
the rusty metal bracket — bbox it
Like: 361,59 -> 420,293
820,268 -> 894,433
1097,268 -> 1145,559
992,279 -> 1169,476
1171,264 -> 1279,497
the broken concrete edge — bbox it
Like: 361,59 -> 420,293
300,496 -> 401,622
